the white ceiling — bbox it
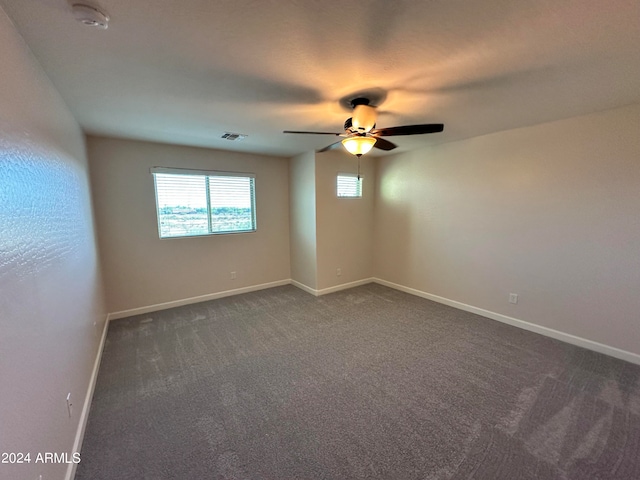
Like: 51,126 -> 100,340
2,0 -> 640,157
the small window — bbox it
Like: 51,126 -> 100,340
151,167 -> 256,238
337,173 -> 362,198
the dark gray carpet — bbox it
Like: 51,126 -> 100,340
76,284 -> 640,479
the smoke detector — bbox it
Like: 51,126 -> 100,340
72,4 -> 109,29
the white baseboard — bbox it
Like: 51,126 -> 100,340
65,314 -> 110,480
317,278 -> 375,295
291,278 -> 375,296
290,279 -> 317,295
373,278 -> 640,366
107,279 -> 291,321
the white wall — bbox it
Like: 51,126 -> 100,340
315,151 -> 374,290
289,151 -> 318,290
289,149 -> 375,293
88,136 -> 291,315
374,102 -> 640,356
0,8 -> 106,480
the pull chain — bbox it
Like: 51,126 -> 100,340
357,155 -> 361,180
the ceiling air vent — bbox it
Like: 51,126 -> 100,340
221,132 -> 247,141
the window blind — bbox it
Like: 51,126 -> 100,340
151,167 -> 256,238
337,173 -> 363,198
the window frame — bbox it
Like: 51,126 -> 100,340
336,172 -> 363,198
151,166 -> 257,239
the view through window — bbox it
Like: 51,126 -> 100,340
152,168 -> 256,238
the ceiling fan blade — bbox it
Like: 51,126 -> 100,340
283,130 -> 342,135
371,123 -> 444,136
317,141 -> 343,153
372,137 -> 397,151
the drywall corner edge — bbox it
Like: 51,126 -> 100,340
373,278 -> 640,366
291,279 -> 319,296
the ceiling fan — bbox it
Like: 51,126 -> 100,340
284,97 -> 444,157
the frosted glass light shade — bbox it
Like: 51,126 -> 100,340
342,136 -> 377,156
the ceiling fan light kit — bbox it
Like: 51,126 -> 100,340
284,93 -> 444,157
342,136 -> 377,157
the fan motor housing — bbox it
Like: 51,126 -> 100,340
345,115 -> 376,134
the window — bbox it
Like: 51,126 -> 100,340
151,167 -> 256,238
337,173 -> 362,198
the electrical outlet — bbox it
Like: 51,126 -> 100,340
230,271 -> 236,280
66,393 -> 72,418
336,268 -> 342,277
509,293 -> 518,304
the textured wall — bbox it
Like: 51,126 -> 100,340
374,103 -> 640,356
289,151 -> 318,289
0,7 -> 106,480
315,150 -> 374,290
88,136 -> 291,314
